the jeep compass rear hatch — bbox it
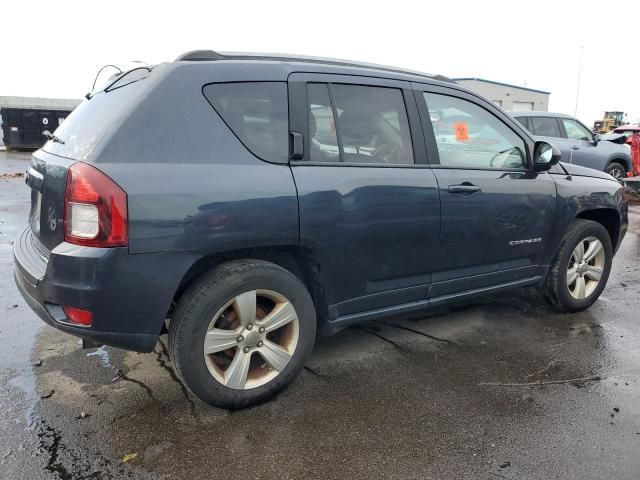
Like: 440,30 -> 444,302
25,68 -> 152,252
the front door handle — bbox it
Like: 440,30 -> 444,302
571,145 -> 580,150
448,183 -> 482,194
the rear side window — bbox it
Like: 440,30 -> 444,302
204,82 -> 288,163
514,116 -> 530,131
308,84 -> 340,162
333,84 -> 414,165
305,83 -> 414,165
530,117 -> 562,138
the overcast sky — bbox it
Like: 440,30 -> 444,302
2,0 -> 639,126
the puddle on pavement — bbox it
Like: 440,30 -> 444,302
28,289 -> 631,478
86,346 -> 112,367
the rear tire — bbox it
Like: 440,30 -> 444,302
605,162 -> 626,181
544,220 -> 612,312
169,260 -> 316,409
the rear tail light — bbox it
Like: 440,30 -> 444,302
64,162 -> 128,247
63,306 -> 93,326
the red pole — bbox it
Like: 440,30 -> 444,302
630,132 -> 640,177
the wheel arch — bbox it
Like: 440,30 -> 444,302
575,208 -> 621,249
169,246 -> 327,325
607,155 -> 630,172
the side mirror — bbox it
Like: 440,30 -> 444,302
533,141 -> 561,171
592,133 -> 601,145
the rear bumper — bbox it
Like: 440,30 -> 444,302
14,267 -> 157,351
13,226 -> 197,352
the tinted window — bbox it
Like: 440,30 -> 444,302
514,116 -> 530,131
332,84 -> 414,164
42,74 -> 149,160
307,84 -> 339,162
561,118 -> 592,141
423,92 -> 526,170
204,82 -> 288,162
530,117 -> 562,138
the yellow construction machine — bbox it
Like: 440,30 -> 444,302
593,111 -> 626,133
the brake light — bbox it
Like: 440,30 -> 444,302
64,163 -> 128,247
63,306 -> 93,326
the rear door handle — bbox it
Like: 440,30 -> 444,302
571,145 -> 580,150
448,183 -> 482,194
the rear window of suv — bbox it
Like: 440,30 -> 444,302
203,82 -> 288,163
42,74 -> 150,160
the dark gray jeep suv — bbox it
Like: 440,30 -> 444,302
14,51 -> 628,408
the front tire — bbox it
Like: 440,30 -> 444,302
544,220 -> 612,312
605,162 -> 626,181
169,260 -> 316,408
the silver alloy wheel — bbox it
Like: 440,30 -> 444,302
608,166 -> 625,180
203,289 -> 299,390
566,236 -> 605,300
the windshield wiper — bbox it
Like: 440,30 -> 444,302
42,130 -> 65,145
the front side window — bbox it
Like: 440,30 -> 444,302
203,82 -> 288,163
530,117 -> 562,138
423,92 -> 526,169
305,83 -> 414,165
561,118 -> 592,141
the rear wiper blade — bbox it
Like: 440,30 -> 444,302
42,130 -> 65,145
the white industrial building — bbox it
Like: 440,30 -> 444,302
454,78 -> 550,112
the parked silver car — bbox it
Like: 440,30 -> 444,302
511,111 -> 631,179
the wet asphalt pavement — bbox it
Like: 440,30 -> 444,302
1,150 -> 639,479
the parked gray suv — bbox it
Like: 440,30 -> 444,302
511,111 -> 631,179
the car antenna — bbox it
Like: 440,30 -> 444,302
85,64 -> 122,100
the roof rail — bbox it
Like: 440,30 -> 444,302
174,50 -> 453,83
175,50 -> 226,61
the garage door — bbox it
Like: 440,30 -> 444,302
512,101 -> 534,111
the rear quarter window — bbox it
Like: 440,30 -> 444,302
203,82 -> 288,163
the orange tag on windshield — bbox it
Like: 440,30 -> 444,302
453,122 -> 469,142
